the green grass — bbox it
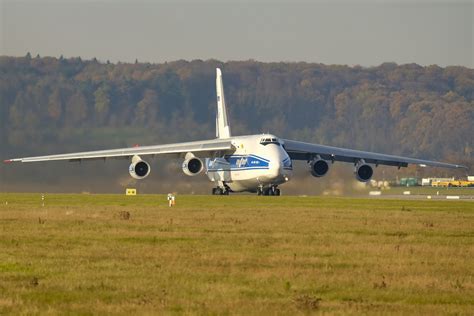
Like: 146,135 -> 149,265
0,193 -> 473,315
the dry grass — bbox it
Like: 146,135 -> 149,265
0,193 -> 473,315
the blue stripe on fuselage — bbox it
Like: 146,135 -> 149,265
207,167 -> 271,172
207,155 -> 293,172
223,154 -> 269,169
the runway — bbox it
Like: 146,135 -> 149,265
367,194 -> 474,201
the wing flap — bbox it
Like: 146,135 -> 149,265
6,139 -> 234,163
283,139 -> 466,169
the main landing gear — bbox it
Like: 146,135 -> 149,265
212,187 -> 229,195
257,185 -> 281,196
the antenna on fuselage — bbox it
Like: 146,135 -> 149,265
216,68 -> 231,139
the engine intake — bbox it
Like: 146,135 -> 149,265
182,156 -> 203,176
129,157 -> 151,179
310,158 -> 329,177
355,163 -> 373,182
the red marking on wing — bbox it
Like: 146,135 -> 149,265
3,160 -> 12,164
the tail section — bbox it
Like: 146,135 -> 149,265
216,68 -> 231,139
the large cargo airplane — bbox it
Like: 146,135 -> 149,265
4,68 -> 467,195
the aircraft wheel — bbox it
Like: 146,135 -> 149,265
212,187 -> 223,195
274,188 -> 281,196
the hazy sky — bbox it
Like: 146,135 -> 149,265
1,0 -> 472,67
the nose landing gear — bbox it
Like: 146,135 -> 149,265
257,185 -> 281,196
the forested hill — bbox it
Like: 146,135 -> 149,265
1,56 -> 473,188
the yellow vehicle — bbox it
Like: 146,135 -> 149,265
432,180 -> 474,187
456,181 -> 474,187
432,181 -> 450,187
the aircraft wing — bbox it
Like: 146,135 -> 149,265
282,139 -> 467,169
4,139 -> 234,163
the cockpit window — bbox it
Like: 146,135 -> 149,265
260,138 -> 280,146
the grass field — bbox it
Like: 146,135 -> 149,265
0,193 -> 473,315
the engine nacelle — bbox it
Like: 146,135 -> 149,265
310,158 -> 330,177
182,156 -> 204,176
129,156 -> 151,179
355,163 -> 373,182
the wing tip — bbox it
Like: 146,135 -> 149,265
3,159 -> 13,164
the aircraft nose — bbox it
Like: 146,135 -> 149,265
269,159 -> 283,175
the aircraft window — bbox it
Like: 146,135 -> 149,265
260,138 -> 281,146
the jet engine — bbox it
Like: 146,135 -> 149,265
129,155 -> 151,179
182,154 -> 204,176
355,163 -> 373,182
310,157 -> 330,177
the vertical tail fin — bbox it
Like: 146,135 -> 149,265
216,68 -> 231,139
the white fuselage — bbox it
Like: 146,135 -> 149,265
205,134 -> 293,192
